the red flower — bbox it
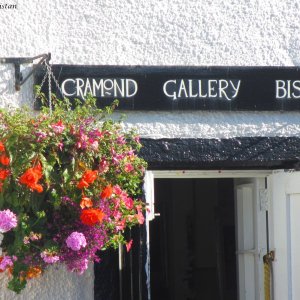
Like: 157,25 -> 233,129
0,142 -> 5,152
77,170 -> 98,189
19,164 -> 43,193
0,155 -> 10,166
77,180 -> 89,189
80,208 -> 105,226
100,185 -> 112,199
0,169 -> 10,180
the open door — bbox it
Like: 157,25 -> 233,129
235,178 -> 267,300
269,170 -> 300,300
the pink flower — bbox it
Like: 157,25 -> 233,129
123,196 -> 134,210
117,136 -> 126,145
58,141 -> 64,151
23,236 -> 30,244
99,159 -> 109,174
113,185 -> 123,196
124,163 -> 134,173
134,136 -> 141,144
126,215 -> 135,222
36,131 -> 47,142
116,219 -> 126,231
76,141 -> 82,149
0,255 -> 14,271
136,212 -> 145,224
51,121 -> 65,134
126,239 -> 133,252
66,232 -> 87,251
113,210 -> 122,221
0,209 -> 17,233
29,231 -> 42,241
90,140 -> 99,151
135,205 -> 145,225
41,251 -> 60,264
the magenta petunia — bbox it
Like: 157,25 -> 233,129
0,209 -> 17,233
66,232 -> 87,251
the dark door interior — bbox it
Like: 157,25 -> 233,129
150,178 -> 237,300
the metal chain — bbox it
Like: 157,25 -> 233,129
47,62 -> 52,114
34,60 -> 65,113
50,67 -> 65,98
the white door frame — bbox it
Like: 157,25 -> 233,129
144,169 -> 273,300
269,170 -> 300,300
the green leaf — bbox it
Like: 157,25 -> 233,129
8,276 -> 27,294
0,192 -> 4,209
62,168 -> 70,183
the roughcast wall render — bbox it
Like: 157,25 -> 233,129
1,0 -> 300,299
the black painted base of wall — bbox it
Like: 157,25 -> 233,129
94,136 -> 300,300
140,137 -> 300,170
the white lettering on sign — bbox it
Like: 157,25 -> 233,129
61,78 -> 138,99
163,79 -> 241,101
275,80 -> 300,99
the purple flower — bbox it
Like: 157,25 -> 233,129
66,258 -> 89,275
35,131 -> 47,142
0,209 -> 17,233
66,232 -> 87,251
41,251 -> 60,264
0,255 -> 14,271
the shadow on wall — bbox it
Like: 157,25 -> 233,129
0,63 -> 34,108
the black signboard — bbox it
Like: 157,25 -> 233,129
34,65 -> 300,111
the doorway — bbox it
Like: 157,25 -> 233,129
150,178 -> 237,300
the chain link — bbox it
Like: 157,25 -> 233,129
50,67 -> 65,98
34,60 -> 65,113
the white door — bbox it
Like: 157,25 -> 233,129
235,178 -> 267,300
269,170 -> 300,300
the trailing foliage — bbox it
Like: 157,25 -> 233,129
0,95 -> 147,293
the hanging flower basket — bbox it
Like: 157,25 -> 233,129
0,95 -> 147,293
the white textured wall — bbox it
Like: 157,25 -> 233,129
119,111 -> 300,139
0,0 -> 300,66
0,0 -> 300,299
0,264 -> 94,300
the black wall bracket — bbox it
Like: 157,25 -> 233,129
0,53 -> 51,91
